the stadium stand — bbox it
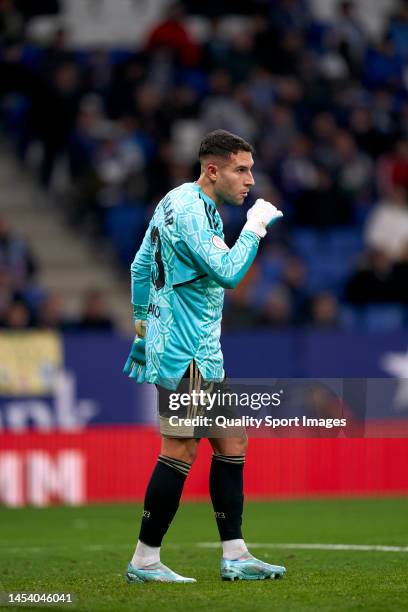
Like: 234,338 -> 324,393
0,0 -> 407,330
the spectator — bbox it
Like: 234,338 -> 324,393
246,66 -> 275,114
77,290 -> 114,331
259,104 -> 297,167
106,55 -> 147,119
200,70 -> 256,141
310,112 -> 339,171
203,16 -> 231,72
268,0 -> 311,33
268,30 -> 305,77
0,0 -> 23,46
223,289 -> 258,330
329,0 -> 366,75
223,263 -> 260,330
309,291 -> 339,328
0,217 -> 37,290
144,1 -> 201,68
40,26 -> 74,78
371,89 -> 398,146
278,134 -> 318,198
33,62 -> 83,187
363,34 -> 404,91
349,106 -> 394,159
36,292 -> 69,330
364,185 -> 408,261
345,250 -> 394,304
333,130 -> 372,199
222,30 -> 256,84
0,270 -> 13,323
2,299 -> 32,328
281,256 -> 309,324
67,95 -> 105,228
387,0 -> 408,60
294,166 -> 353,226
389,245 -> 408,303
377,139 -> 408,193
257,286 -> 292,327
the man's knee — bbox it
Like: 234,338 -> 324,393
161,436 -> 200,465
210,434 -> 248,457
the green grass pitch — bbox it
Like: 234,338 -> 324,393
1,498 -> 407,611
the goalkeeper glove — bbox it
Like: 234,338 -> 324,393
123,319 -> 146,383
243,198 -> 283,238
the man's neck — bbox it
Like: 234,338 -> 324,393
196,177 -> 222,206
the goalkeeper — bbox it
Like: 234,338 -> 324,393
124,130 -> 286,583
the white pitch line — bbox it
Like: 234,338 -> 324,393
1,543 -> 182,554
3,546 -> 46,554
197,542 -> 408,553
4,542 -> 408,555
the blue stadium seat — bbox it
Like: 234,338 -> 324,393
259,258 -> 284,285
306,21 -> 330,53
291,228 -> 319,259
109,48 -> 137,65
291,228 -> 363,294
363,304 -> 407,332
325,228 -> 363,255
104,204 -> 147,266
339,305 -> 362,329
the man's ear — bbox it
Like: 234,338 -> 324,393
206,162 -> 218,183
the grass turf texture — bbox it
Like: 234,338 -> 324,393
1,498 -> 407,611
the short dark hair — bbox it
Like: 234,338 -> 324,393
199,129 -> 254,162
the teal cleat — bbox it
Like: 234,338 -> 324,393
220,554 -> 286,581
126,562 -> 196,584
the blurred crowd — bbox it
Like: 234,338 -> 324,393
0,218 -> 113,331
0,0 -> 408,330
0,215 -> 114,330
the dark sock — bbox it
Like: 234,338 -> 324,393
209,454 -> 245,541
139,455 -> 190,547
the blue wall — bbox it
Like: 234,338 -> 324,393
0,331 -> 407,429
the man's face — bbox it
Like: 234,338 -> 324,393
212,151 -> 255,206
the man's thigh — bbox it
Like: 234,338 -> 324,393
157,361 -> 245,440
157,361 -> 209,438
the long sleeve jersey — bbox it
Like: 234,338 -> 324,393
131,182 -> 260,390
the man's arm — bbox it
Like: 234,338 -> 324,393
175,199 -> 282,289
175,228 -> 259,289
130,225 -> 151,320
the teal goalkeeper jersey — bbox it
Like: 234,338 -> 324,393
131,182 -> 260,390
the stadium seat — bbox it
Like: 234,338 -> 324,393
363,304 -> 407,332
291,228 -> 363,294
325,228 -> 363,255
104,204 -> 147,266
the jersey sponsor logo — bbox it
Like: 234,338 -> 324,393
147,303 -> 161,318
212,235 -> 229,251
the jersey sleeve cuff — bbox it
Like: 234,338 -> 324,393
240,227 -> 262,242
132,304 -> 148,320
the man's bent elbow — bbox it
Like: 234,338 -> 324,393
219,276 -> 240,289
